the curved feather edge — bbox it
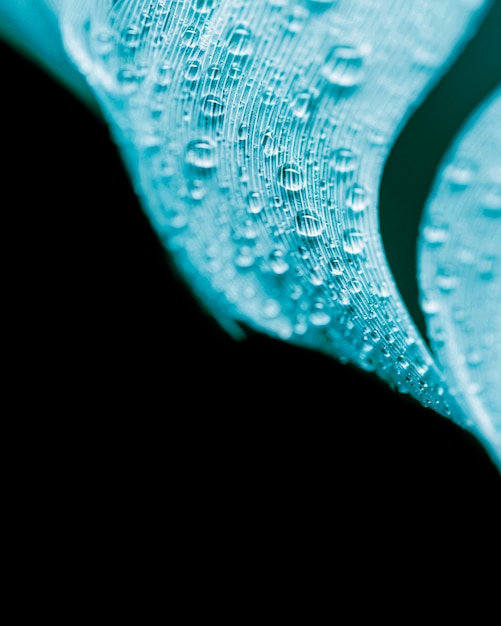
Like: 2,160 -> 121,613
418,86 -> 501,472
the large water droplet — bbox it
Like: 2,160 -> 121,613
295,210 -> 324,237
277,162 -> 304,191
322,46 -> 364,87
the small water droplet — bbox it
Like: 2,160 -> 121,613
193,0 -> 215,12
185,138 -> 217,169
238,122 -> 249,140
182,25 -> 199,48
444,157 -> 477,188
295,210 -> 324,237
310,302 -> 331,327
235,246 -> 255,268
322,46 -> 364,87
269,249 -> 290,275
332,147 -> 356,173
277,162 -> 304,191
184,60 -> 202,81
423,223 -> 449,245
247,191 -> 263,214
201,94 -> 225,117
154,63 -> 173,90
290,91 -> 314,118
481,183 -> 501,217
262,130 -> 279,157
342,228 -> 365,254
329,258 -> 344,275
93,29 -> 114,56
346,184 -> 368,213
207,65 -> 222,81
436,266 -> 459,292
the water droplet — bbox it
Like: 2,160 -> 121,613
227,24 -> 253,56
184,60 -> 202,81
262,88 -> 277,106
346,184 -> 368,213
290,91 -> 314,118
423,223 -> 449,245
329,258 -> 344,275
277,162 -> 304,191
262,130 -> 279,157
185,138 -> 217,169
247,191 -> 263,214
235,246 -> 255,268
421,298 -> 440,315
342,228 -> 365,254
193,0 -> 215,12
322,46 -> 364,87
332,147 -> 356,174
201,94 -> 225,117
182,25 -> 199,48
188,178 -> 207,200
207,65 -> 222,81
93,29 -> 114,56
121,25 -> 142,51
307,0 -> 336,8
238,122 -> 249,141
444,157 -> 477,188
309,302 -> 331,327
295,210 -> 324,237
269,249 -> 290,275
436,267 -> 459,292
481,183 -> 501,217
154,63 -> 173,90
348,279 -> 362,293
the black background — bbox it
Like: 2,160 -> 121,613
2,4 -> 500,541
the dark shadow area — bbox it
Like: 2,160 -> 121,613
2,33 -> 500,536
380,0 -> 501,342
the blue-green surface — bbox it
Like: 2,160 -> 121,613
1,0 -> 499,473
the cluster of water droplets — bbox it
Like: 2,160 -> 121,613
418,86 -> 501,463
53,0 -> 495,423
